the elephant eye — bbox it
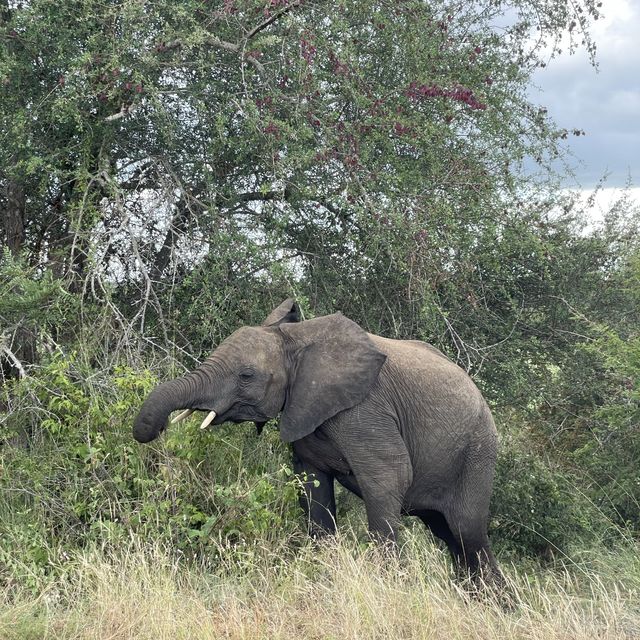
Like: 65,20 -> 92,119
239,370 -> 255,381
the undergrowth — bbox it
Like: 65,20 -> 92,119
1,355 -> 638,639
0,532 -> 638,640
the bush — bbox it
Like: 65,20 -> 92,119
0,354 -> 301,592
490,412 -> 605,560
570,329 -> 640,529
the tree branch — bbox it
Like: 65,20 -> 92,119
150,199 -> 193,281
105,102 -> 140,122
0,343 -> 26,379
246,1 -> 303,41
208,37 -> 265,73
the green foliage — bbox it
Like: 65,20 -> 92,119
523,240 -> 640,531
0,252 -> 79,352
156,238 -> 297,357
491,417 -> 601,559
570,329 -> 640,528
0,355 -> 301,591
0,0 -> 638,597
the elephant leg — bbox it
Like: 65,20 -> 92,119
441,480 -> 504,588
363,492 -> 403,544
417,508 -> 505,592
417,509 -> 463,565
353,459 -> 413,545
447,520 -> 496,580
293,452 -> 336,538
338,415 -> 413,545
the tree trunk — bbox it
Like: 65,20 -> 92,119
1,176 -> 36,375
3,177 -> 25,256
150,199 -> 193,282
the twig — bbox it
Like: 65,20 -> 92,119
208,36 -> 265,73
474,298 -> 525,352
104,102 -> 140,122
0,344 -> 26,379
245,1 -> 303,41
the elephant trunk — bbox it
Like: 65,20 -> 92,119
133,373 -> 203,443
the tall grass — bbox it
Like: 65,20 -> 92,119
2,530 -> 638,640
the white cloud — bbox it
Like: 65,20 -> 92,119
570,186 -> 640,224
605,89 -> 640,115
529,0 -> 640,189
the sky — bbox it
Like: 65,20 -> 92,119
528,0 -> 640,212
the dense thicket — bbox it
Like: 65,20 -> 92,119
1,0 -> 638,587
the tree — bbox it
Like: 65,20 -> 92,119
5,0 -> 640,560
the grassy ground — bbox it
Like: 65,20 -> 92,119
2,530 -> 639,640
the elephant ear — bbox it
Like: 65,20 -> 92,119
263,298 -> 301,326
278,313 -> 387,442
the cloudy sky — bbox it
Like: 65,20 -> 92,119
528,0 -> 640,212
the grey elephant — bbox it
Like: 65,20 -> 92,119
133,299 -> 502,584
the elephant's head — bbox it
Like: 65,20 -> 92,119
133,299 -> 386,444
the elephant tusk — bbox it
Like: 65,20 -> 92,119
200,411 -> 217,430
171,409 -> 194,424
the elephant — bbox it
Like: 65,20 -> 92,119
133,299 -> 503,585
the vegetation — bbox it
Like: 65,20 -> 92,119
2,534 -> 640,640
1,0 -> 638,636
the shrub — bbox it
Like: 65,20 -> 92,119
490,413 -> 602,560
0,355 -> 301,592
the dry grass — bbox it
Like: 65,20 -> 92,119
1,532 -> 639,640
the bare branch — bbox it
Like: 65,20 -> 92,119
0,343 -> 26,379
217,190 -> 283,206
208,36 -> 265,73
246,0 -> 303,41
209,36 -> 241,54
105,102 -> 140,122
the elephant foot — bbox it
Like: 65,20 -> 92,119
458,564 -> 514,611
